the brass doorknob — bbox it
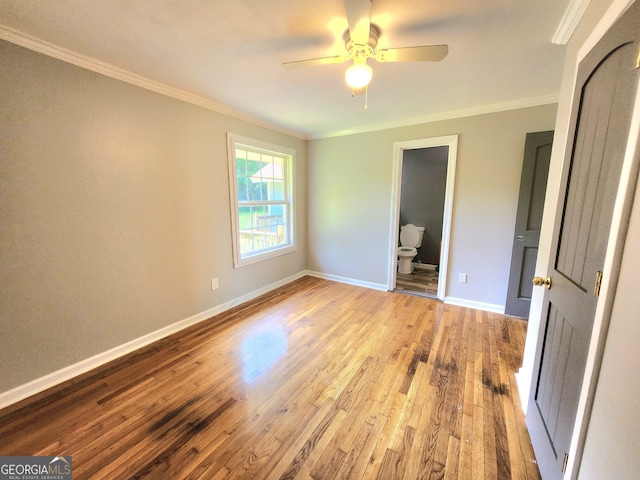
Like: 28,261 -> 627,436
532,276 -> 552,289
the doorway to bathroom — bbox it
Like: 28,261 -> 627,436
387,135 -> 458,300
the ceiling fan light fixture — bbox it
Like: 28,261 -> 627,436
345,59 -> 372,88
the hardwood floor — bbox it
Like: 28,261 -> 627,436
0,276 -> 540,479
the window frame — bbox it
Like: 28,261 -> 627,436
227,133 -> 296,268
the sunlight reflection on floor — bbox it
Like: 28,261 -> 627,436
241,325 -> 288,383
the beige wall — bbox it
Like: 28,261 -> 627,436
307,105 -> 557,309
0,40 -> 307,393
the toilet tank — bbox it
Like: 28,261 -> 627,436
415,226 -> 425,248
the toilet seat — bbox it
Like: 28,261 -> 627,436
398,246 -> 417,256
400,224 -> 420,247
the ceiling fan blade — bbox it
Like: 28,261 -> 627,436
282,55 -> 349,69
375,45 -> 449,63
344,0 -> 371,45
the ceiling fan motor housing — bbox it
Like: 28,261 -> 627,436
343,24 -> 380,59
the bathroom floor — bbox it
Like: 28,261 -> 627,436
395,265 -> 439,298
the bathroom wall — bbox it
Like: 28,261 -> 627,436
0,40 -> 307,393
399,146 -> 448,265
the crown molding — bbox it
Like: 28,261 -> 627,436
552,0 -> 592,45
310,94 -> 560,140
0,24 -> 307,140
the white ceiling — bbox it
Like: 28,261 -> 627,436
0,0 -> 571,138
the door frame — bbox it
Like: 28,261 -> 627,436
520,2 -> 640,477
387,135 -> 458,299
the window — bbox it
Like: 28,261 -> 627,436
227,133 -> 295,267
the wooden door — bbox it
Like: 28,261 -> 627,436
527,3 -> 640,479
505,131 -> 554,318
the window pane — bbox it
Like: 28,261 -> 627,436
273,157 -> 284,179
271,179 -> 284,201
261,154 -> 273,167
236,157 -> 248,201
237,203 -> 289,256
238,205 -> 252,229
253,157 -> 283,202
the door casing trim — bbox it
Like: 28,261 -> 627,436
387,135 -> 459,299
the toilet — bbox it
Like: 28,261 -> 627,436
397,224 -> 425,274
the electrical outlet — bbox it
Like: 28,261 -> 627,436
458,273 -> 468,284
211,278 -> 219,291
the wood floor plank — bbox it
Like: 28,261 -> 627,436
472,404 -> 486,480
263,397 -> 336,480
444,435 -> 461,480
458,411 -> 474,479
360,352 -> 412,479
0,277 -> 540,479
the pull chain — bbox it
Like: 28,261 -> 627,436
350,86 -> 369,110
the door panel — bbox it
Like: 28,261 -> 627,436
527,2 -> 640,478
535,304 -> 575,450
528,142 -> 553,230
505,131 -> 553,318
555,46 -> 631,291
517,246 -> 537,300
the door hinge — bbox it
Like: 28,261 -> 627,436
594,271 -> 603,297
562,452 -> 569,473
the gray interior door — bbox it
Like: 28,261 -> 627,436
505,131 -> 554,318
527,3 -> 640,479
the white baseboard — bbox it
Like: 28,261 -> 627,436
305,271 -> 506,316
515,370 -> 531,413
413,263 -> 437,271
303,270 -> 389,292
0,271 -> 308,410
444,296 -> 505,314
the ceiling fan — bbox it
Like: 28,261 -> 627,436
282,0 -> 448,94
